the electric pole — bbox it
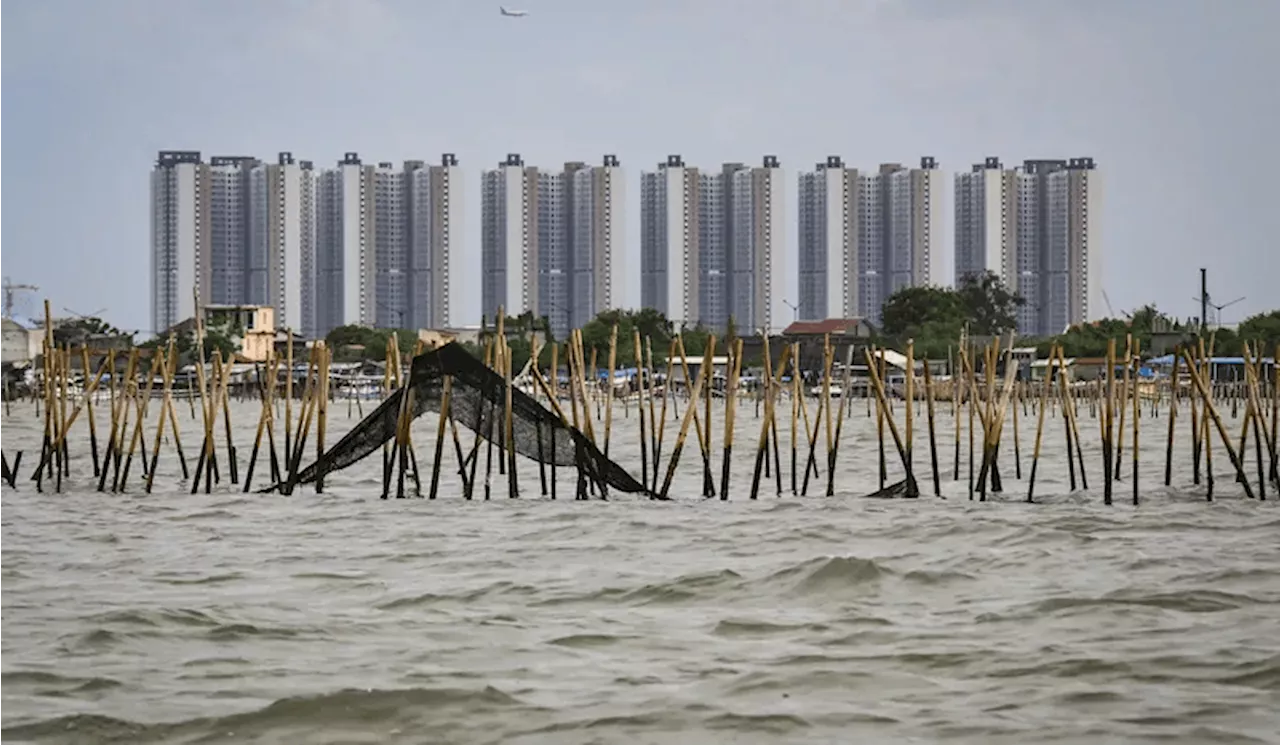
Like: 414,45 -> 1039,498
2,277 -> 39,319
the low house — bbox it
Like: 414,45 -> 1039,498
1,317 -> 41,365
780,318 -> 873,372
203,305 -> 276,362
667,355 -> 732,389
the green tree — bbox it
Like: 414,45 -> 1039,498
325,325 -> 417,362
956,271 -> 1025,335
579,308 -> 676,364
1237,310 -> 1280,355
880,285 -> 965,337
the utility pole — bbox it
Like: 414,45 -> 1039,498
2,277 -> 39,319
1200,267 -> 1208,331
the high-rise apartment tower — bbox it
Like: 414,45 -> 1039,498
482,154 -> 624,337
150,150 -> 314,336
954,156 -> 1101,336
797,156 -> 943,326
642,155 -> 789,332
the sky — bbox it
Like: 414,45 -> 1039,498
3,0 -> 1277,335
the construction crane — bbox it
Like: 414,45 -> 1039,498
2,277 -> 39,319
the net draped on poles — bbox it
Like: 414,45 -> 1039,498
267,342 -> 649,495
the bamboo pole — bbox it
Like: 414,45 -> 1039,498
800,341 -> 831,496
1114,334 -> 1132,480
749,339 -> 788,499
790,342 -> 801,494
104,350 -> 133,489
1264,345 -> 1274,491
863,347 -> 917,495
658,338 -> 712,501
81,346 -> 100,477
1102,338 -> 1116,504
529,334 -> 548,497
316,343 -> 332,494
904,340 -> 915,491
118,352 -> 161,490
57,345 -> 69,482
644,337 -> 659,490
952,346 -> 962,481
654,339 -> 676,490
190,295 -> 216,494
1027,345 -> 1054,502
1181,345 -> 1254,499
827,344 -> 855,497
548,339 -> 559,499
923,356 -> 941,497
242,356 -> 273,492
604,325 -> 618,460
632,329 -> 649,492
285,347 -> 319,496
429,375 -> 453,500
719,337 -> 744,500
145,338 -> 178,493
1165,352 -> 1180,486
700,336 -> 717,498
1131,337 -> 1141,505
504,339 -> 518,498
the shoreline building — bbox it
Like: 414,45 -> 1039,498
482,154 -> 624,337
640,155 -> 699,329
641,155 -> 789,333
151,150 -> 207,335
406,154 -> 464,330
314,152 -> 375,338
481,154 -> 534,327
568,155 -> 627,331
250,152 -> 315,334
314,153 -> 464,338
953,156 -> 1016,288
954,156 -> 1100,336
151,150 -> 314,337
796,156 -> 943,326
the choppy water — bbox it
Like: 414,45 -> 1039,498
3,397 -> 1279,744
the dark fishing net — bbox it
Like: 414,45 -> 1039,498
269,341 -> 648,495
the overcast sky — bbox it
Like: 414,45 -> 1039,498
3,0 -> 1276,334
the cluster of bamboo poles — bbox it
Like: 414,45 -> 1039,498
4,295 -> 1277,502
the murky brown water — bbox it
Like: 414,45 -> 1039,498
3,396 -> 1278,744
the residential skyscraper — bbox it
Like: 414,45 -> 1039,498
796,156 -> 942,326
151,150 -> 313,336
642,155 -> 789,333
954,156 -> 1016,288
312,153 -> 464,338
730,156 -> 788,333
481,154 -> 534,326
569,155 -> 627,330
151,150 -> 208,335
314,152 -> 375,338
798,156 -> 859,321
954,156 -> 1101,336
248,152 -> 315,334
406,154 -> 464,330
482,154 -> 624,337
640,155 -> 700,329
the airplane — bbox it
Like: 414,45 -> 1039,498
499,6 -> 528,16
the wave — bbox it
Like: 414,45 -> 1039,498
619,569 -> 743,605
1034,588 -> 1267,615
761,556 -> 887,597
152,571 -> 245,586
1,670 -> 122,695
1,686 -> 534,744
84,608 -> 222,628
712,619 -> 831,637
545,632 -> 631,648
